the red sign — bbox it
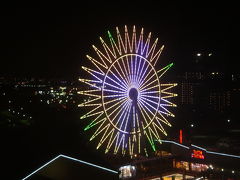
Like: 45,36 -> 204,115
179,129 -> 183,144
191,150 -> 205,159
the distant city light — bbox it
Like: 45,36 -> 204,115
232,170 -> 235,174
191,124 -> 194,127
221,168 -> 224,171
227,119 -> 230,123
208,53 -> 212,56
197,53 -> 201,57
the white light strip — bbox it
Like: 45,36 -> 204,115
60,154 -> 118,173
191,144 -> 207,151
206,151 -> 240,158
22,154 -> 118,180
22,155 -> 61,180
160,140 -> 190,149
191,144 -> 240,158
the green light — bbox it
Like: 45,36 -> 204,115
108,31 -> 116,44
150,141 -> 156,151
157,62 -> 174,78
84,122 -> 98,131
107,31 -> 112,38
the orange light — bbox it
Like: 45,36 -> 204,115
191,150 -> 205,159
179,129 -> 183,144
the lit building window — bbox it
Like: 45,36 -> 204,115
119,165 -> 136,179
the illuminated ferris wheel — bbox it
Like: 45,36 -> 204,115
78,25 -> 177,156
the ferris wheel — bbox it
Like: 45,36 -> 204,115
78,25 -> 177,156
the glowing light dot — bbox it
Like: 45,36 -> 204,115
191,124 -> 194,127
197,53 -> 201,57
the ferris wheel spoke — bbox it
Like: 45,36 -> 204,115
125,55 -> 132,84
123,102 -> 133,132
140,84 -> 159,93
139,98 -> 160,117
105,97 -> 128,113
140,96 -> 159,107
136,59 -> 146,85
135,111 -> 141,133
110,100 -> 130,126
107,71 -> 128,90
116,57 -> 131,86
138,63 -> 152,87
103,88 -> 126,94
104,81 -> 126,92
133,56 -> 138,84
104,96 -> 126,106
138,98 -> 157,118
132,105 -> 136,131
135,56 -> 143,88
133,56 -> 138,85
138,67 -> 155,88
130,54 -> 134,83
140,90 -> 160,95
103,94 -> 126,98
107,98 -> 129,118
120,56 -> 131,85
137,100 -> 151,128
118,101 -> 131,133
114,101 -> 131,130
111,62 -> 129,88
139,74 -> 157,91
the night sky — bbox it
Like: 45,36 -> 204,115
0,3 -> 238,79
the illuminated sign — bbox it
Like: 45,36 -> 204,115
191,150 -> 205,159
179,129 -> 183,144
